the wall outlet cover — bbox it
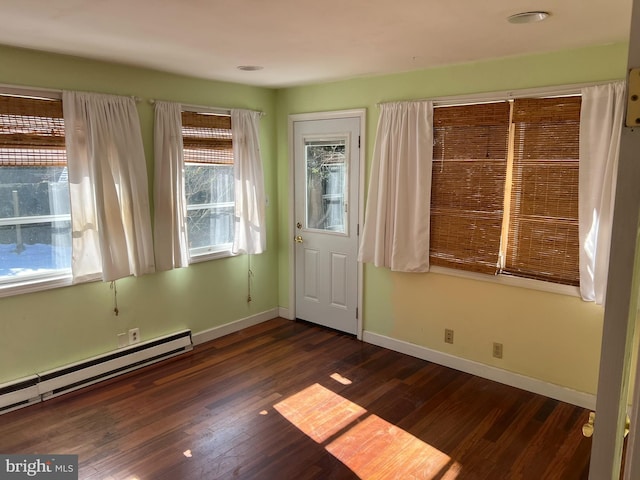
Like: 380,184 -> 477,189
128,328 -> 140,345
444,329 -> 454,344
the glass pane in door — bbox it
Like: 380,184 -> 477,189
305,139 -> 347,233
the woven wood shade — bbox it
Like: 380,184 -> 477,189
0,95 -> 66,166
430,102 -> 510,274
503,96 -> 581,285
181,111 -> 233,164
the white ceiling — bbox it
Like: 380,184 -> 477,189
0,0 -> 633,88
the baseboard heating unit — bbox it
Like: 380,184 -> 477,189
0,375 -> 40,415
0,329 -> 192,415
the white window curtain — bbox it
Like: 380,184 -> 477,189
63,91 -> 155,283
153,101 -> 189,271
358,101 -> 433,272
231,109 -> 266,255
579,81 -> 626,304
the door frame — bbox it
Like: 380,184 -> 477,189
589,1 -> 640,477
287,109 -> 366,339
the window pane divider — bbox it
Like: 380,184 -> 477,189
186,201 -> 234,211
0,213 -> 71,227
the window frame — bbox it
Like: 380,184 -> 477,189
0,87 -> 75,298
180,106 -> 236,263
427,83 -> 598,297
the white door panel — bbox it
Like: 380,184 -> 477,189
293,117 -> 360,334
330,252 -> 347,308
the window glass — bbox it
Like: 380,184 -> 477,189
305,139 -> 347,233
181,111 -> 234,257
0,96 -> 71,285
184,164 -> 234,253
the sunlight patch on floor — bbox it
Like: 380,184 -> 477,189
273,383 -> 366,443
330,372 -> 353,385
274,380 -> 462,479
327,414 -> 459,479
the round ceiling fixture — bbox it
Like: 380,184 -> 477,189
507,11 -> 550,24
237,65 -> 264,71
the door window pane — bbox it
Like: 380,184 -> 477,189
305,139 -> 347,233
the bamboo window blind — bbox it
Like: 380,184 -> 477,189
0,95 -> 66,167
181,111 -> 233,164
430,96 -> 581,286
503,97 -> 581,286
430,102 -> 511,275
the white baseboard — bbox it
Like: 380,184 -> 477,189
362,331 -> 596,410
278,307 -> 293,320
192,309 -> 279,346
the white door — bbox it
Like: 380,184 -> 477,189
293,116 -> 360,334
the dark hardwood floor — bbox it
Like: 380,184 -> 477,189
0,318 -> 593,479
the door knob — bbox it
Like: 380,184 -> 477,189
582,412 -> 595,437
294,235 -> 303,243
581,411 -> 631,438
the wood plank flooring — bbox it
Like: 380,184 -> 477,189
0,318 -> 593,479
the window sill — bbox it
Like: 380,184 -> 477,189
429,265 -> 581,298
0,274 -> 73,298
189,248 -> 236,264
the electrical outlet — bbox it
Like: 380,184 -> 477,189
444,328 -> 454,344
128,328 -> 140,345
117,333 -> 128,348
493,342 -> 503,359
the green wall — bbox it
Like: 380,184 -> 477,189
0,41 -> 630,396
276,43 -> 629,395
0,45 -> 278,383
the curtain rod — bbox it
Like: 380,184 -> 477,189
375,79 -> 622,108
149,98 -> 265,117
0,82 -> 62,99
0,82 -> 145,103
0,82 -> 265,116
